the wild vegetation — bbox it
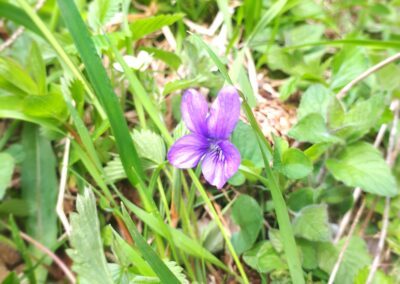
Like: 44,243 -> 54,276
0,0 -> 400,283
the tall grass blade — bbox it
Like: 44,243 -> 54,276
120,206 -> 181,284
56,0 -> 147,196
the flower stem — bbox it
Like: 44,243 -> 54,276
241,102 -> 305,284
188,170 -> 249,284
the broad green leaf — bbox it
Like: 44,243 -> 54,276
304,143 -> 331,162
326,142 -> 397,197
243,241 -> 288,273
297,239 -> 318,270
131,129 -> 166,165
354,267 -> 393,284
289,113 -> 342,144
293,204 -> 331,242
232,120 -> 269,167
279,76 -> 299,101
140,47 -> 182,70
331,47 -> 368,90
88,0 -> 123,31
0,91 -> 66,128
68,189 -> 114,284
297,84 -> 332,120
0,57 -> 38,95
21,124 -> 58,282
279,148 -> 313,179
231,195 -> 263,254
23,89 -> 68,121
317,237 -> 371,284
130,14 -> 184,41
331,95 -> 385,142
317,186 -> 353,205
284,24 -> 325,46
269,229 -> 283,253
287,188 -> 314,212
0,153 -> 14,200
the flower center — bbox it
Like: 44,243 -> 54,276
209,141 -> 225,162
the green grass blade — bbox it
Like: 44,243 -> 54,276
282,39 -> 400,50
56,0 -> 148,199
0,2 -> 41,36
9,216 -> 36,284
119,194 -> 227,270
245,0 -> 288,46
120,206 -> 181,284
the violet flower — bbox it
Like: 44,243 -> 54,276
167,86 -> 241,189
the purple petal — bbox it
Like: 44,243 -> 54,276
201,140 -> 241,189
168,134 -> 209,169
206,86 -> 241,139
181,89 -> 209,136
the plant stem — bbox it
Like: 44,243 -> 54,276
188,170 -> 249,284
241,101 -> 305,284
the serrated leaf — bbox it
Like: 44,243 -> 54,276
331,47 -> 368,90
132,129 -> 166,165
111,228 -> 154,276
68,189 -> 114,284
289,113 -> 342,144
297,84 -> 332,120
140,47 -> 182,71
231,195 -> 263,254
331,95 -> 385,142
284,24 -> 325,46
278,148 -> 313,179
293,204 -> 331,242
164,260 -> 189,284
317,237 -> 371,284
287,188 -> 314,212
326,142 -> 397,197
0,153 -> 14,200
243,241 -> 288,273
88,0 -> 123,31
130,14 -> 184,41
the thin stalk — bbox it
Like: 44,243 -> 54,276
242,101 -> 305,284
188,170 -> 249,284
